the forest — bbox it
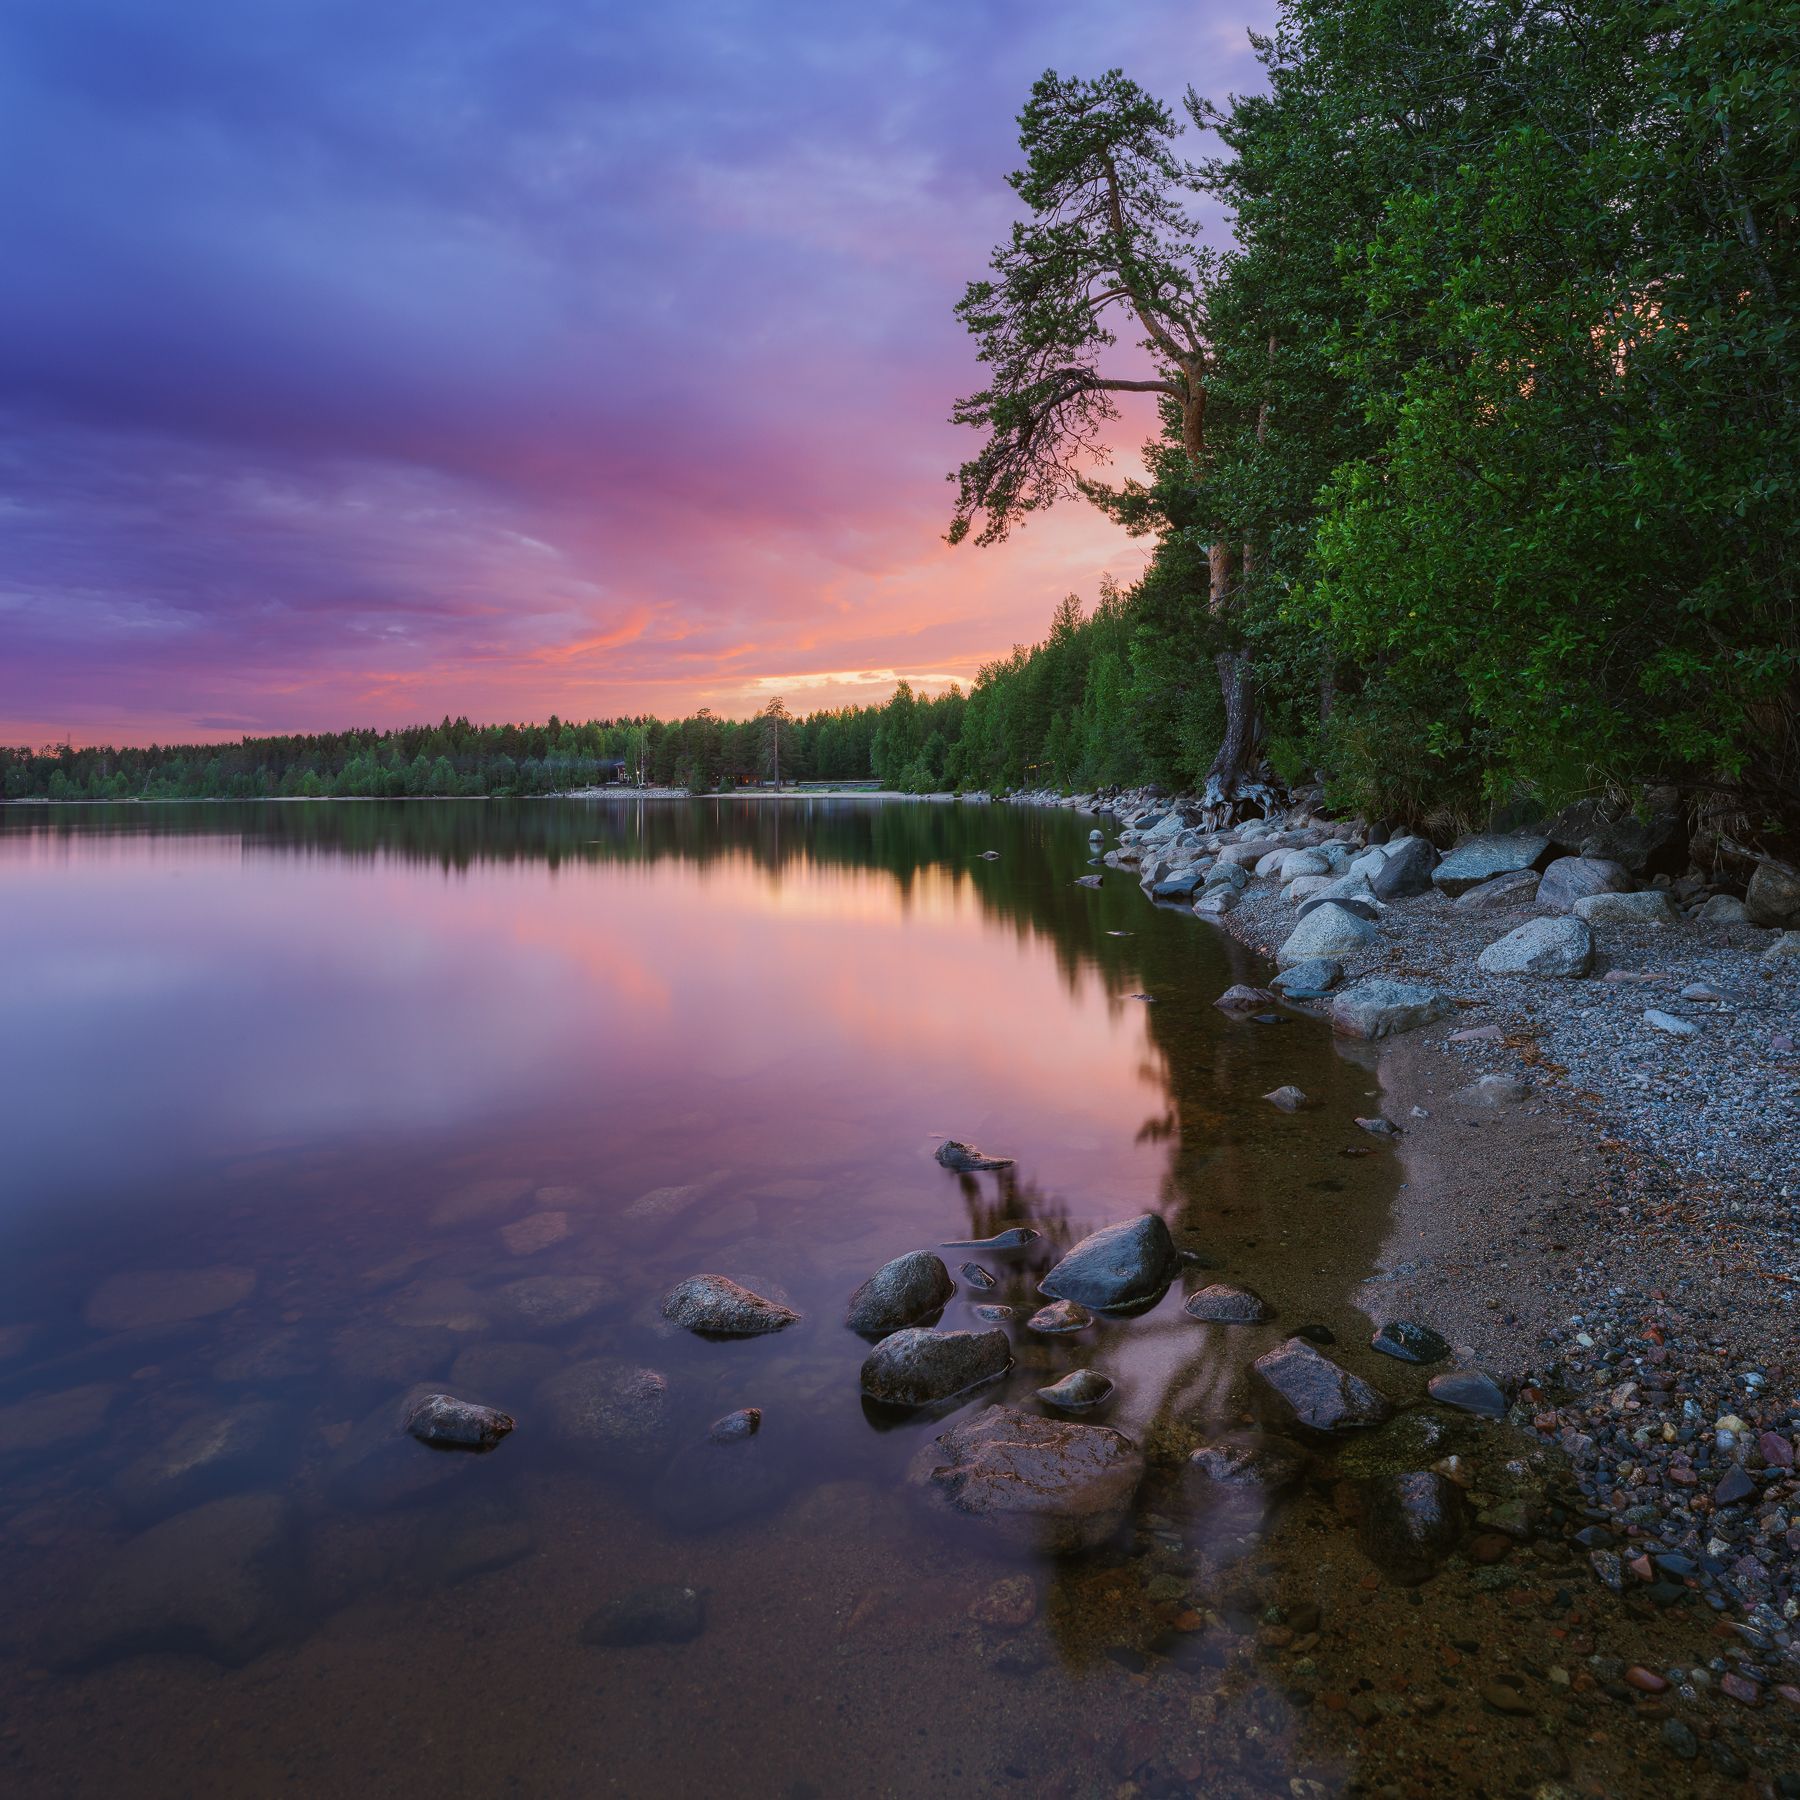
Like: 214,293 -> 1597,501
6,0 -> 1794,838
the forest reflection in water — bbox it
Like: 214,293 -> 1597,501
0,798 -> 1411,1796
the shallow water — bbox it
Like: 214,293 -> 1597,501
0,799 -> 1656,1796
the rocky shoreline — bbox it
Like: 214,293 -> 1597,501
1020,785 -> 1799,1691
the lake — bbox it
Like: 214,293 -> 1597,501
0,798 -> 1522,1795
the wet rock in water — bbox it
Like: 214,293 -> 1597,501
1270,959 -> 1343,999
859,1327 -> 1010,1408
1293,1323 -> 1337,1346
1152,866 -> 1206,900
425,1502 -> 535,1585
537,1359 -> 673,1463
1264,1086 -> 1311,1112
1456,1074 -> 1531,1106
1214,984 -> 1279,1014
959,1262 -> 997,1291
498,1210 -> 571,1256
1027,1300 -> 1093,1334
1355,1115 -> 1403,1137
661,1274 -> 798,1337
580,1584 -> 706,1647
383,1277 -> 492,1334
49,1493 -> 294,1669
406,1392 -> 514,1451
1431,833 -> 1551,897
82,1265 -> 256,1333
430,1176 -> 533,1228
1537,855 -> 1632,913
1183,1283 -> 1273,1325
1277,902 -> 1377,969
450,1340 -> 562,1396
1038,1213 -> 1179,1311
1074,873 -> 1103,889
708,1407 -> 761,1442
1330,979 -> 1455,1041
1359,1470 -> 1469,1584
0,1382 -> 118,1453
1452,868 -> 1542,910
114,1400 -> 284,1513
615,1182 -> 708,1237
498,1274 -> 617,1330
1189,1432 -> 1308,1490
1572,889 -> 1679,927
911,1403 -> 1145,1554
1476,916 -> 1593,977
1036,1369 -> 1114,1411
1335,1410 -> 1456,1480
1370,1321 -> 1449,1365
940,1227 -> 1040,1251
935,1139 -> 1014,1172
1252,1338 -> 1391,1432
845,1250 -> 955,1335
1369,836 -> 1438,900
653,1433 -> 793,1531
974,1304 -> 1016,1324
1427,1369 -> 1507,1417
968,1575 -> 1038,1628
212,1330 -> 321,1385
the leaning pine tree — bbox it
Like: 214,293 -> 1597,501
946,68 -> 1260,810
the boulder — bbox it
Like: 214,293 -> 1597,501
1360,1471 -> 1469,1583
1037,1214 -> 1180,1311
1697,893 -> 1751,926
1431,835 -> 1552,897
935,1139 -> 1014,1172
1278,849 -> 1332,881
1537,856 -> 1632,913
1746,863 -> 1800,927
1572,890 -> 1679,927
1189,1431 -> 1308,1490
1276,902 -> 1377,969
845,1250 -> 955,1335
860,1327 -> 1010,1408
580,1584 -> 706,1647
1426,1369 -> 1508,1417
1270,959 -> 1343,999
537,1360 -> 673,1463
910,1403 -> 1144,1553
1193,888 -> 1237,916
1202,861 -> 1249,893
1295,871 -> 1382,920
1452,869 -> 1542,910
1761,930 -> 1800,969
48,1494 -> 294,1669
1369,836 -> 1439,900
1151,867 -> 1206,900
1330,979 -> 1456,1041
1036,1369 -> 1115,1411
1214,984 -> 1279,1013
1183,1283 -> 1273,1324
661,1274 -> 798,1336
1475,916 -> 1593,977
1546,795 -> 1686,877
1252,1338 -> 1391,1431
405,1393 -> 515,1451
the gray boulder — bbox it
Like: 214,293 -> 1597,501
1296,874 -> 1382,921
1746,863 -> 1800,927
1036,1369 -> 1115,1411
537,1360 -> 673,1463
1697,893 -> 1751,926
1572,890 -> 1679,927
860,1327 -> 1010,1407
1252,1337 -> 1391,1431
1193,888 -> 1237,916
1360,1471 -> 1469,1583
910,1403 -> 1144,1553
1537,856 -> 1632,913
1214,983 -> 1279,1013
1278,848 -> 1332,880
1761,930 -> 1800,969
1202,860 -> 1249,893
1183,1283 -> 1273,1324
1027,1299 -> 1092,1334
405,1393 -> 515,1451
1271,958 -> 1343,998
661,1274 -> 798,1336
1432,834 -> 1551,897
1452,869 -> 1542,910
1151,866 -> 1206,900
1475,916 -> 1593,977
1368,836 -> 1439,899
1037,1214 -> 1180,1311
845,1250 -> 955,1335
1276,902 -> 1377,969
1330,979 -> 1456,1041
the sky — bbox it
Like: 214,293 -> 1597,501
0,0 -> 1272,746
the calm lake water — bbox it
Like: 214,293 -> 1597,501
0,798 -> 1446,1795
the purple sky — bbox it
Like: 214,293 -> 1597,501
0,0 -> 1271,745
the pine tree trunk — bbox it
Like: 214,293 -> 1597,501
1203,541 -> 1256,805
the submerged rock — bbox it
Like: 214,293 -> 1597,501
0,1382 -> 118,1454
941,1227 -> 1041,1251
653,1434 -> 792,1532
114,1400 -> 284,1513
405,1392 -> 515,1451
49,1493 -> 294,1669
1183,1283 -> 1273,1324
708,1407 -> 762,1442
911,1403 -> 1144,1553
1036,1369 -> 1114,1411
1360,1470 -> 1469,1583
580,1584 -> 706,1647
1253,1338 -> 1391,1432
1038,1214 -> 1179,1311
1370,1321 -> 1449,1365
845,1251 -> 955,1335
1027,1299 -> 1092,1334
1189,1432 -> 1308,1490
1427,1369 -> 1508,1417
1214,984 -> 1279,1014
498,1275 -> 618,1329
661,1274 -> 798,1336
83,1266 -> 256,1333
1330,979 -> 1455,1041
537,1359 -> 672,1463
974,1303 -> 1016,1324
1263,1085 -> 1311,1112
935,1139 -> 1014,1172
449,1340 -> 562,1396
860,1327 -> 1010,1408
959,1263 -> 997,1292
